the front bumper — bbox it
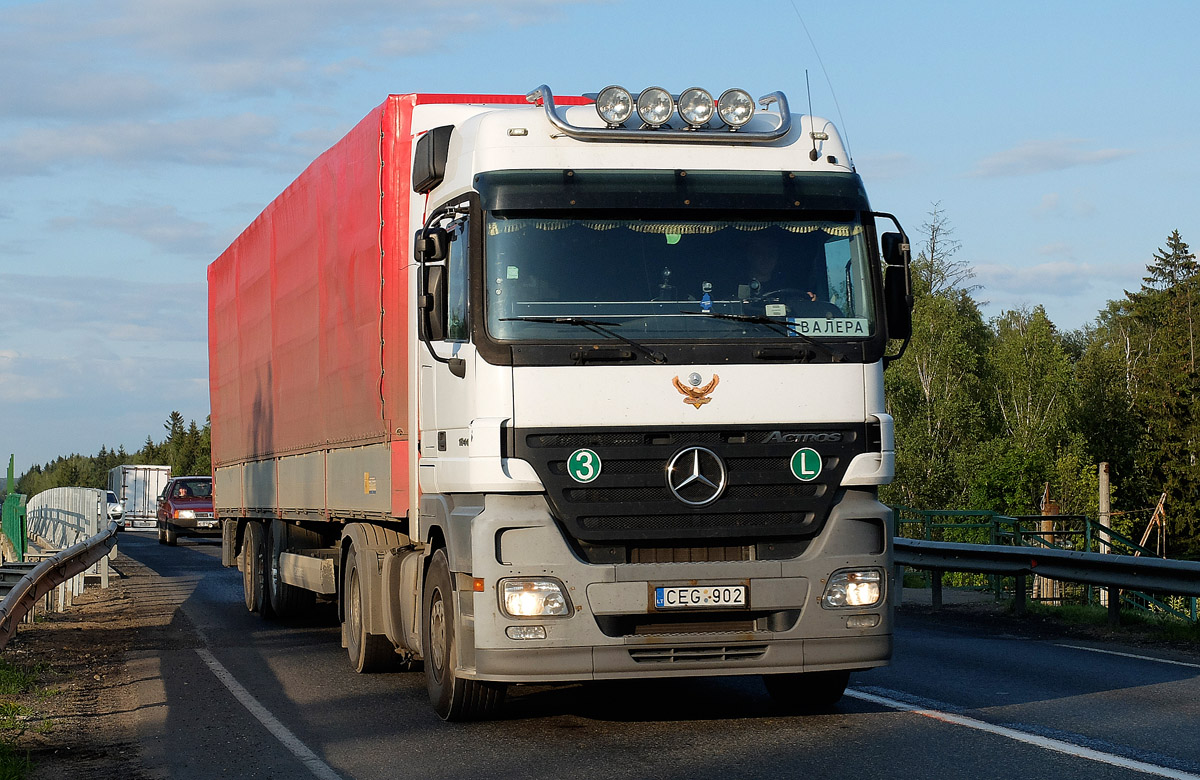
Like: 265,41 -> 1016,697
456,491 -> 894,683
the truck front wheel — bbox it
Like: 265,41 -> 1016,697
422,550 -> 505,721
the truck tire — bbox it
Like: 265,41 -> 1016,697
422,550 -> 505,721
267,520 -> 316,618
344,544 -> 397,673
763,670 -> 851,712
242,521 -> 270,615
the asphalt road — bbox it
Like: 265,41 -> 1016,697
118,531 -> 1200,780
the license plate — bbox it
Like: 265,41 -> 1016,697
654,585 -> 747,610
197,520 -> 218,528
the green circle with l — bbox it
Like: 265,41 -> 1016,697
567,448 -> 602,483
790,448 -> 822,481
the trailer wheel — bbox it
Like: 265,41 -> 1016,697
763,670 -> 851,712
422,550 -> 505,721
344,544 -> 397,673
267,520 -> 316,618
242,521 -> 269,615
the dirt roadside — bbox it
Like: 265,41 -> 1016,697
3,550 -> 172,780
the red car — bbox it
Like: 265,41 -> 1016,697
156,476 -> 217,545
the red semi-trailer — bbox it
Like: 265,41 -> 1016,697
210,85 -> 912,720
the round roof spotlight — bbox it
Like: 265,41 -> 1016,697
636,86 -> 674,127
595,85 -> 633,126
677,87 -> 714,129
717,88 -> 755,128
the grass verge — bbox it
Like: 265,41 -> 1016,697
0,658 -> 54,780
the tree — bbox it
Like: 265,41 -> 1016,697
1122,231 -> 1200,555
884,205 -> 991,509
910,202 -> 978,298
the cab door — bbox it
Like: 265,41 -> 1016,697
418,217 -> 476,492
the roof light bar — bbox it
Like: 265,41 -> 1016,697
527,84 -> 792,145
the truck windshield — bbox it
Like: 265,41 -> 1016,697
485,214 -> 877,342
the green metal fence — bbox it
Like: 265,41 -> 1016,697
2,455 -> 26,562
1,493 -> 26,562
892,505 -> 1199,623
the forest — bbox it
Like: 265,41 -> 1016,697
7,211 -> 1198,558
13,412 -> 210,497
881,207 -> 1198,558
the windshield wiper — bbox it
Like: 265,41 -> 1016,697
679,311 -> 841,362
500,316 -> 668,364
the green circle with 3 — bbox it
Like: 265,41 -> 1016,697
567,448 -> 602,483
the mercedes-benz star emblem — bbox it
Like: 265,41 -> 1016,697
665,446 -> 727,507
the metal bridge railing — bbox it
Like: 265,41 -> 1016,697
892,506 -> 1200,624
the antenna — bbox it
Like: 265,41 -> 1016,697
789,0 -> 852,162
806,70 -> 818,162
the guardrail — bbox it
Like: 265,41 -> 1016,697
0,520 -> 121,650
893,538 -> 1200,623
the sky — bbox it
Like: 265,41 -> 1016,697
1,0 -> 1198,477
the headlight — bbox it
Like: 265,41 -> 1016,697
595,85 -> 633,126
677,87 -> 714,128
500,579 -> 571,617
822,569 -> 883,608
636,86 -> 674,127
717,88 -> 755,127
174,509 -> 196,520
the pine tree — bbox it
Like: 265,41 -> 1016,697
1124,231 -> 1200,555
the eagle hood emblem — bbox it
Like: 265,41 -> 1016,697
673,374 -> 720,409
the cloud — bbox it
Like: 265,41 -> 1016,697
0,272 -> 206,347
854,152 -> 915,181
1032,191 -> 1098,220
974,258 -> 1129,299
969,139 -> 1134,178
76,202 -> 223,256
1,0 -> 600,110
0,114 -> 281,177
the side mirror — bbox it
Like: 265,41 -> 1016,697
421,264 -> 447,341
881,231 -> 913,342
414,227 -> 449,263
412,125 -> 454,194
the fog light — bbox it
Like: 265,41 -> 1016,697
596,85 -> 633,126
506,625 -> 547,640
500,579 -> 570,617
677,87 -> 714,128
846,614 -> 880,629
822,569 -> 883,608
717,88 -> 754,127
636,87 -> 674,127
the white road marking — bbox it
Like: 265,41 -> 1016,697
846,688 -> 1200,780
196,648 -> 343,780
1053,644 -> 1200,669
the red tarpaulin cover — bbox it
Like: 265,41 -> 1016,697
208,93 -> 588,512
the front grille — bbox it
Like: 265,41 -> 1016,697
628,644 -> 769,664
515,424 -> 870,543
